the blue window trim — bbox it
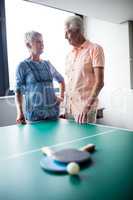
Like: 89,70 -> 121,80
0,0 -> 9,96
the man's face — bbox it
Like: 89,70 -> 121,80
30,35 -> 44,55
65,25 -> 82,47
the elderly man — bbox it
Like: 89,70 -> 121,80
64,16 -> 104,124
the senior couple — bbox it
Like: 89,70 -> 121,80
15,16 -> 104,125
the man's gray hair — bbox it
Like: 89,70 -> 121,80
24,31 -> 42,44
65,16 -> 84,34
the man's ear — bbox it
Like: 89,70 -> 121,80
26,42 -> 31,49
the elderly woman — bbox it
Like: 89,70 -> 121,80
15,31 -> 65,124
64,16 -> 104,124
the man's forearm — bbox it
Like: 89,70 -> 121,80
60,81 -> 65,99
88,81 -> 104,106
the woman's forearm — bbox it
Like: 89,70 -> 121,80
15,92 -> 23,114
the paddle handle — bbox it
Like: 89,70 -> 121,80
41,146 -> 55,156
80,144 -> 95,152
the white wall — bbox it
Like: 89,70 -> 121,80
87,18 -> 133,130
0,97 -> 16,127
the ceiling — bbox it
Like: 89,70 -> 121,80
25,0 -> 133,24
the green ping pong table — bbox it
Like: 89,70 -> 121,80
0,119 -> 133,200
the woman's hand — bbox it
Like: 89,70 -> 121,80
56,96 -> 64,104
16,112 -> 26,124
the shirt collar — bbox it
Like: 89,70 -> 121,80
72,40 -> 90,52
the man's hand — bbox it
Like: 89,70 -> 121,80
74,105 -> 91,124
75,112 -> 87,124
16,112 -> 26,124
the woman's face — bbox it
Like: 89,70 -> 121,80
30,35 -> 44,55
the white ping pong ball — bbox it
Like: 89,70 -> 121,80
67,162 -> 80,175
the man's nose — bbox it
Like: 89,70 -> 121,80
65,32 -> 68,39
41,43 -> 44,48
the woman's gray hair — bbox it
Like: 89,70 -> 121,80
24,31 -> 42,44
65,16 -> 84,34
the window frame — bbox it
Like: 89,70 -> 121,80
0,0 -> 10,96
128,21 -> 133,89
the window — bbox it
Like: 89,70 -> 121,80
4,0 -> 74,93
